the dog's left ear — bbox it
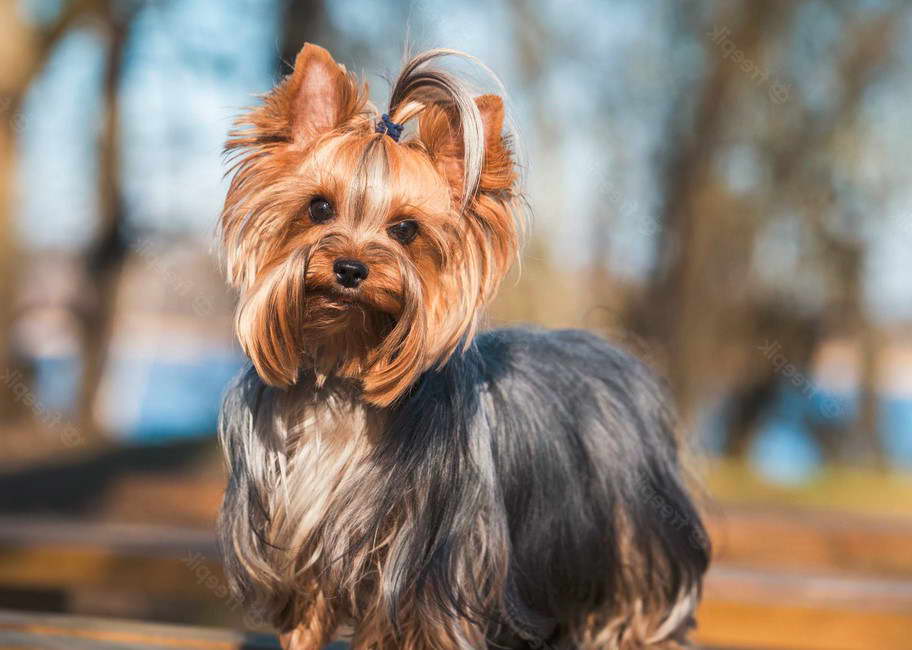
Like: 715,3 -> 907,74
285,43 -> 362,142
418,94 -> 516,202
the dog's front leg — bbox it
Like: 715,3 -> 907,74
278,592 -> 337,650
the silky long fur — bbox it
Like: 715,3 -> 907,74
220,329 -> 709,648
217,44 -> 710,650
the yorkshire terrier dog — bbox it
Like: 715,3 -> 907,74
218,44 -> 709,649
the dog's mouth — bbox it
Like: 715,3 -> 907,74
308,286 -> 359,305
298,285 -> 399,362
304,287 -> 374,316
305,285 -> 402,316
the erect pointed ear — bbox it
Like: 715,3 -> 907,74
475,94 -> 505,145
287,43 -> 361,142
418,94 -> 515,201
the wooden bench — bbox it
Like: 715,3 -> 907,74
706,506 -> 912,577
1,509 -> 911,648
697,565 -> 912,649
0,608 -> 281,649
695,507 -> 912,649
0,609 -> 757,649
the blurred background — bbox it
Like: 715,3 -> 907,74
0,0 -> 910,648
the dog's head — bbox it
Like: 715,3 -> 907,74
220,45 -> 520,405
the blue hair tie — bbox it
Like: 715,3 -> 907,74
376,113 -> 404,142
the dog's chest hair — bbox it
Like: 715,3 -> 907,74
271,396 -> 376,561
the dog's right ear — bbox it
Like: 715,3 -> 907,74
285,43 -> 362,142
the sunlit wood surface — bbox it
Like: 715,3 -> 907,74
706,507 -> 912,577
694,506 -> 912,649
1,506 -> 910,649
0,609 -> 753,649
0,609 -> 280,649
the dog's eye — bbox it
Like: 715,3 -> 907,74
387,220 -> 418,244
308,197 -> 335,224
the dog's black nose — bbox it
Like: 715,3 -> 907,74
333,258 -> 369,288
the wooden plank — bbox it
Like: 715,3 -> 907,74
6,505 -> 912,577
696,566 -> 912,650
0,517 -> 216,555
0,517 -> 223,602
696,600 -> 910,650
2,514 -> 912,648
705,565 -> 912,611
0,609 -> 744,649
705,507 -> 912,578
0,609 -> 279,649
0,545 -> 224,600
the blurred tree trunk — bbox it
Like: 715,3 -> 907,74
767,13 -> 901,467
0,5 -> 31,418
633,1 -> 787,431
0,0 -> 98,419
856,324 -> 886,469
504,0 -> 567,322
639,3 -> 899,468
0,0 -> 140,439
280,0 -> 327,75
810,207 -> 885,468
723,308 -> 821,458
77,1 -> 137,436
